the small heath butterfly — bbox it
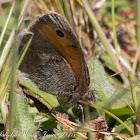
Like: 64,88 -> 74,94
18,12 -> 94,104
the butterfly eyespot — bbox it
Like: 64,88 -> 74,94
56,30 -> 64,37
74,85 -> 78,92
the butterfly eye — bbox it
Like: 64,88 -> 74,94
56,30 -> 64,37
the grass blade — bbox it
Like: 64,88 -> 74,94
0,1 -> 15,47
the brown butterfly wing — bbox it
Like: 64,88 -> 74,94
19,32 -> 78,98
18,12 -> 90,101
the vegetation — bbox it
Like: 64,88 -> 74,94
0,0 -> 139,139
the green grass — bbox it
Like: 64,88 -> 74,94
0,0 -> 139,139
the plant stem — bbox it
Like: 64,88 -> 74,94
136,99 -> 140,134
136,0 -> 140,46
9,32 -> 17,140
38,0 -> 48,11
112,0 -> 119,57
0,1 -> 15,47
9,1 -> 21,139
128,71 -> 137,113
84,105 -> 93,139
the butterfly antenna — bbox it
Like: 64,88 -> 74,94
94,71 -> 122,88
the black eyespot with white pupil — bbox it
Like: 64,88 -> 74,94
56,30 -> 64,37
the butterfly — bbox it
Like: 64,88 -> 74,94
18,11 -> 94,104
